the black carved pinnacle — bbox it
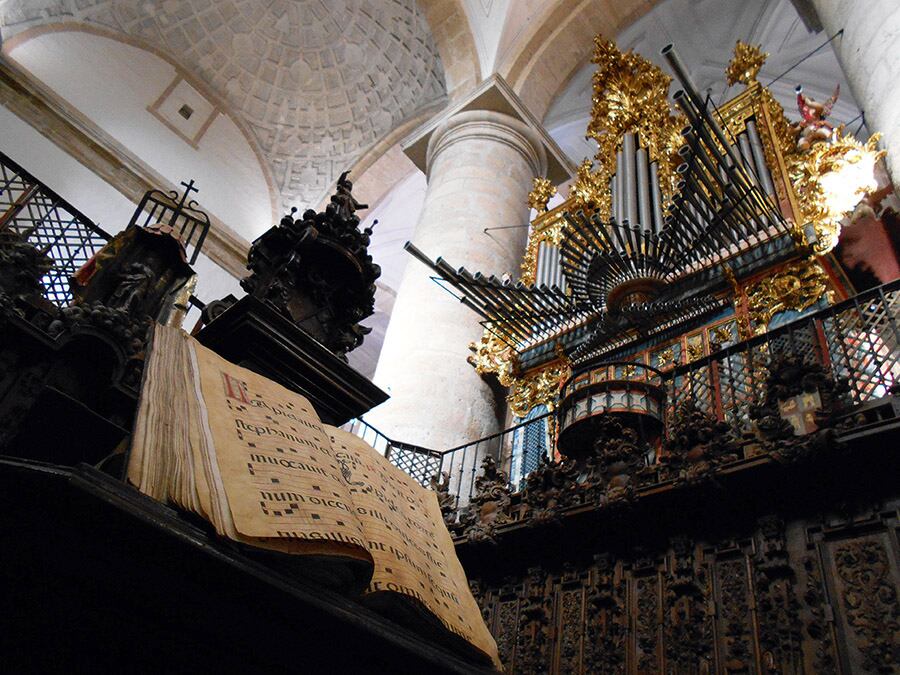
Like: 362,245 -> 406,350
233,173 -> 381,359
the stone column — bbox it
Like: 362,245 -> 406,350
813,0 -> 900,190
367,110 -> 547,451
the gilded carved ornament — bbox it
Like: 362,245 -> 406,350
746,259 -> 832,334
468,327 -> 516,387
711,324 -> 734,347
527,177 -> 557,214
655,347 -> 675,370
725,41 -> 767,87
584,37 -> 686,217
507,359 -> 572,419
789,129 -> 885,254
469,329 -> 572,418
722,264 -> 754,340
686,341 -> 704,363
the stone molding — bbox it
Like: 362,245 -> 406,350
426,109 -> 548,180
0,56 -> 249,279
402,74 -> 574,184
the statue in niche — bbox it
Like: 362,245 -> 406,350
51,223 -> 194,354
72,223 -> 194,322
794,83 -> 840,152
107,262 -> 155,314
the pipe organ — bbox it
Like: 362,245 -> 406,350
408,36 -> 897,675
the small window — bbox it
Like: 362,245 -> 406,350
178,104 -> 194,120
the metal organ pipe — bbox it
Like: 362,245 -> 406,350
623,132 -> 638,227
542,243 -> 552,287
676,90 -> 774,222
637,146 -> 652,235
746,120 -> 776,197
610,175 -> 619,226
549,247 -> 559,288
536,242 -> 545,286
608,175 -> 617,227
649,161 -> 663,234
615,148 -> 625,224
663,45 -> 748,178
738,132 -> 753,173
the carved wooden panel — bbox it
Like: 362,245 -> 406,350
632,573 -> 661,674
468,506 -> 900,674
714,556 -> 755,671
819,528 -> 900,673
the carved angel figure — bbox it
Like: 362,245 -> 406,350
795,84 -> 840,152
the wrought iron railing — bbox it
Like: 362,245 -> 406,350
342,418 -> 442,487
666,279 -> 900,424
381,279 -> 900,506
437,411 -> 555,505
0,151 -> 111,306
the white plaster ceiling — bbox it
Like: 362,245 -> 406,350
544,0 -> 862,166
8,31 -> 274,240
0,0 -> 447,212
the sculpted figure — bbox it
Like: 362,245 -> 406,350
108,262 -> 154,315
795,84 -> 839,152
329,171 -> 368,224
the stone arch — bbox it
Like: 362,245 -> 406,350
417,0 -> 482,101
498,0 -> 657,122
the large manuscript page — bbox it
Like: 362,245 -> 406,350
188,335 -> 371,562
327,427 -> 500,666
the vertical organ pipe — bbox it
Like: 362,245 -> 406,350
615,148 -> 625,223
623,133 -> 638,226
637,146 -> 652,232
549,247 -> 558,288
746,120 -> 775,196
649,161 -> 663,234
545,243 -> 554,287
611,175 -> 619,224
537,242 -> 547,286
737,132 -> 754,173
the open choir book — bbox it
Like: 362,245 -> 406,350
127,324 -> 499,669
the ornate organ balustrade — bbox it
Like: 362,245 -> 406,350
430,278 -> 900,506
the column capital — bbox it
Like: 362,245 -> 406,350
425,109 -> 547,180
401,74 -> 574,184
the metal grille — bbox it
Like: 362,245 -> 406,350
130,181 -> 210,265
822,289 -> 900,403
0,152 -> 110,306
510,405 -> 550,488
716,345 -> 769,428
386,443 -> 442,488
341,418 -> 441,488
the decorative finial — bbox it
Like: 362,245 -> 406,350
725,41 -> 767,86
584,36 -> 685,219
569,159 -> 600,209
527,177 -> 557,213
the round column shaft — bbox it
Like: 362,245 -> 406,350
813,0 -> 900,190
368,110 -> 547,451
